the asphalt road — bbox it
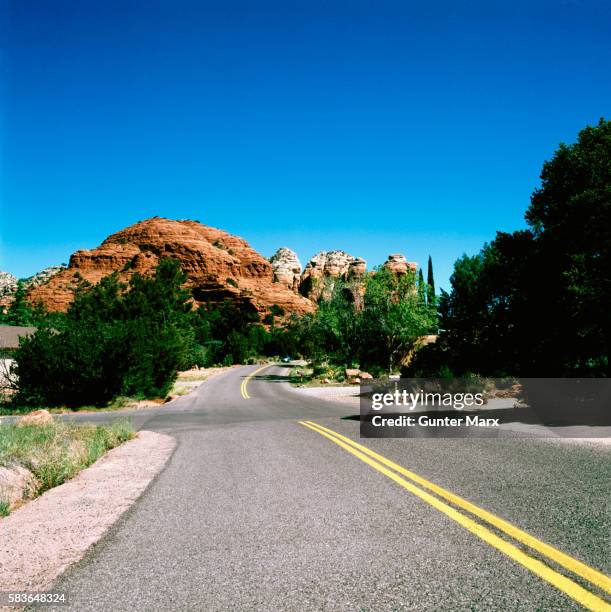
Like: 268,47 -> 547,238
45,364 -> 609,611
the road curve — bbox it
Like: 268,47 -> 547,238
48,364 -> 610,610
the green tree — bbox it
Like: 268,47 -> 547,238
426,255 -> 436,308
525,117 -> 610,374
2,282 -> 35,326
411,119 -> 610,376
191,299 -> 265,364
417,268 -> 426,305
14,259 -> 198,407
360,267 -> 435,373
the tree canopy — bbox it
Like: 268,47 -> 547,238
410,118 -> 610,377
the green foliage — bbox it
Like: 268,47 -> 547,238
269,304 -> 285,317
14,259 -> 196,407
191,300 -> 261,365
0,419 -> 134,495
410,118 -> 610,377
286,268 -> 437,373
189,300 -> 298,365
360,267 -> 436,373
0,281 -> 50,327
417,269 -> 426,306
426,255 -> 436,309
305,283 -> 360,366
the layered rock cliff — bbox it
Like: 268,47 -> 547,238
27,218 -> 315,316
297,250 -> 416,303
299,250 -> 360,302
1,267 -> 67,309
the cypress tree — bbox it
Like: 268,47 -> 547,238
418,268 -> 426,305
426,255 -> 435,306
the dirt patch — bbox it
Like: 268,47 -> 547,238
0,430 -> 175,603
166,365 -> 239,401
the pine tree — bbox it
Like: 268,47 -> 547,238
426,255 -> 436,307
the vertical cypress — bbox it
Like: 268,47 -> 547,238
418,268 -> 426,305
426,255 -> 435,306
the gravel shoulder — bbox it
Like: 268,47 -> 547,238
292,385 -> 360,406
0,430 -> 175,602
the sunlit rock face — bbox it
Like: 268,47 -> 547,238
27,217 -> 315,318
382,253 -> 417,275
0,272 -> 18,299
299,250 -> 360,302
270,247 -> 302,292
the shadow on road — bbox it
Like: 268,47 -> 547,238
245,374 -> 292,383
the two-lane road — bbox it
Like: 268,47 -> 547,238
49,364 -> 610,610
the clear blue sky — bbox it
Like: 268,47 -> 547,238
1,0 -> 609,291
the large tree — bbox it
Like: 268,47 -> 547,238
360,267 -> 435,373
411,118 -> 610,376
525,118 -> 610,374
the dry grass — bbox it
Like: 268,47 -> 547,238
0,419 -> 135,499
175,366 -> 236,382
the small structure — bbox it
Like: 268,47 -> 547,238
0,325 -> 37,358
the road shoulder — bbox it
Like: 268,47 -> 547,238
0,430 -> 176,600
290,384 -> 360,406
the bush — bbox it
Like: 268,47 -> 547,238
14,259 -> 196,407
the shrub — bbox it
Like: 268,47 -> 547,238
14,259 -> 196,407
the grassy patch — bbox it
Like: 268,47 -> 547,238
0,419 -> 135,495
289,363 -> 355,387
289,366 -> 313,386
0,499 -> 9,517
0,395 -> 162,416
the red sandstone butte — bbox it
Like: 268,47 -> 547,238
28,217 -> 315,317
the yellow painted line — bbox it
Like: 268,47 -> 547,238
306,420 -> 611,595
299,421 -> 611,611
240,364 -> 272,400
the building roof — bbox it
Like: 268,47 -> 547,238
0,325 -> 37,349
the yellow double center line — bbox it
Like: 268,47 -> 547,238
240,364 -> 271,399
299,420 -> 611,611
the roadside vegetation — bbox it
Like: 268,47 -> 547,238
1,119 -> 608,410
409,118 -> 610,378
284,265 -> 437,379
0,419 -> 134,515
1,260 -> 301,410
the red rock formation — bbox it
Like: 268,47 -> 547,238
28,218 -> 315,317
382,254 -> 417,275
